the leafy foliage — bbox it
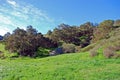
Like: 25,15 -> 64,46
103,46 -> 120,58
103,47 -> 115,58
35,47 -> 50,57
47,22 -> 94,47
62,43 -> 76,53
5,26 -> 57,57
92,20 -> 114,42
3,19 -> 120,58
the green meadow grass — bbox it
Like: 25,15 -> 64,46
0,52 -> 120,80
0,31 -> 120,80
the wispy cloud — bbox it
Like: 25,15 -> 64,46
0,27 -> 11,36
6,0 -> 17,7
0,0 -> 56,35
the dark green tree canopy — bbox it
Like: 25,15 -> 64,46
47,22 -> 94,47
5,26 -> 58,57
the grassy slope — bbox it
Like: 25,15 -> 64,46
0,27 -> 120,80
81,27 -> 120,54
0,53 -> 120,80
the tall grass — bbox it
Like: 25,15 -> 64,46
0,53 -> 120,80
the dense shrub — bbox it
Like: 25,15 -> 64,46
92,20 -> 114,43
103,45 -> 120,58
114,46 -> 120,51
75,46 -> 81,52
113,46 -> 120,58
35,47 -> 50,57
90,50 -> 98,57
47,22 -> 94,47
103,47 -> 115,58
5,26 -> 58,57
89,46 -> 99,57
62,43 -> 76,53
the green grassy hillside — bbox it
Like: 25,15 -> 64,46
81,27 -> 120,58
0,27 -> 120,80
0,52 -> 120,80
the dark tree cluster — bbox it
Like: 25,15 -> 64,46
92,19 -> 120,42
46,22 -> 94,47
5,26 -> 57,57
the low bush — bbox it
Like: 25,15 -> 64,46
62,43 -> 76,53
75,46 -> 81,52
89,49 -> 98,57
114,45 -> 120,51
103,45 -> 120,58
0,51 -> 5,59
103,47 -> 115,58
89,45 -> 101,57
35,47 -> 50,57
10,53 -> 19,58
113,54 -> 120,59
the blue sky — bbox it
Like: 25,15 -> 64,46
0,0 -> 120,35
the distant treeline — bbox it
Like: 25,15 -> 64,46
1,19 -> 120,57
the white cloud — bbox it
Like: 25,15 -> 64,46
7,0 -> 17,7
0,0 -> 57,35
0,27 -> 10,36
0,15 -> 15,26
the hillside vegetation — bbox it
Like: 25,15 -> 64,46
0,27 -> 120,80
0,19 -> 120,80
0,19 -> 119,58
81,27 -> 120,58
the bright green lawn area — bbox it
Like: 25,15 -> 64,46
0,52 -> 120,80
